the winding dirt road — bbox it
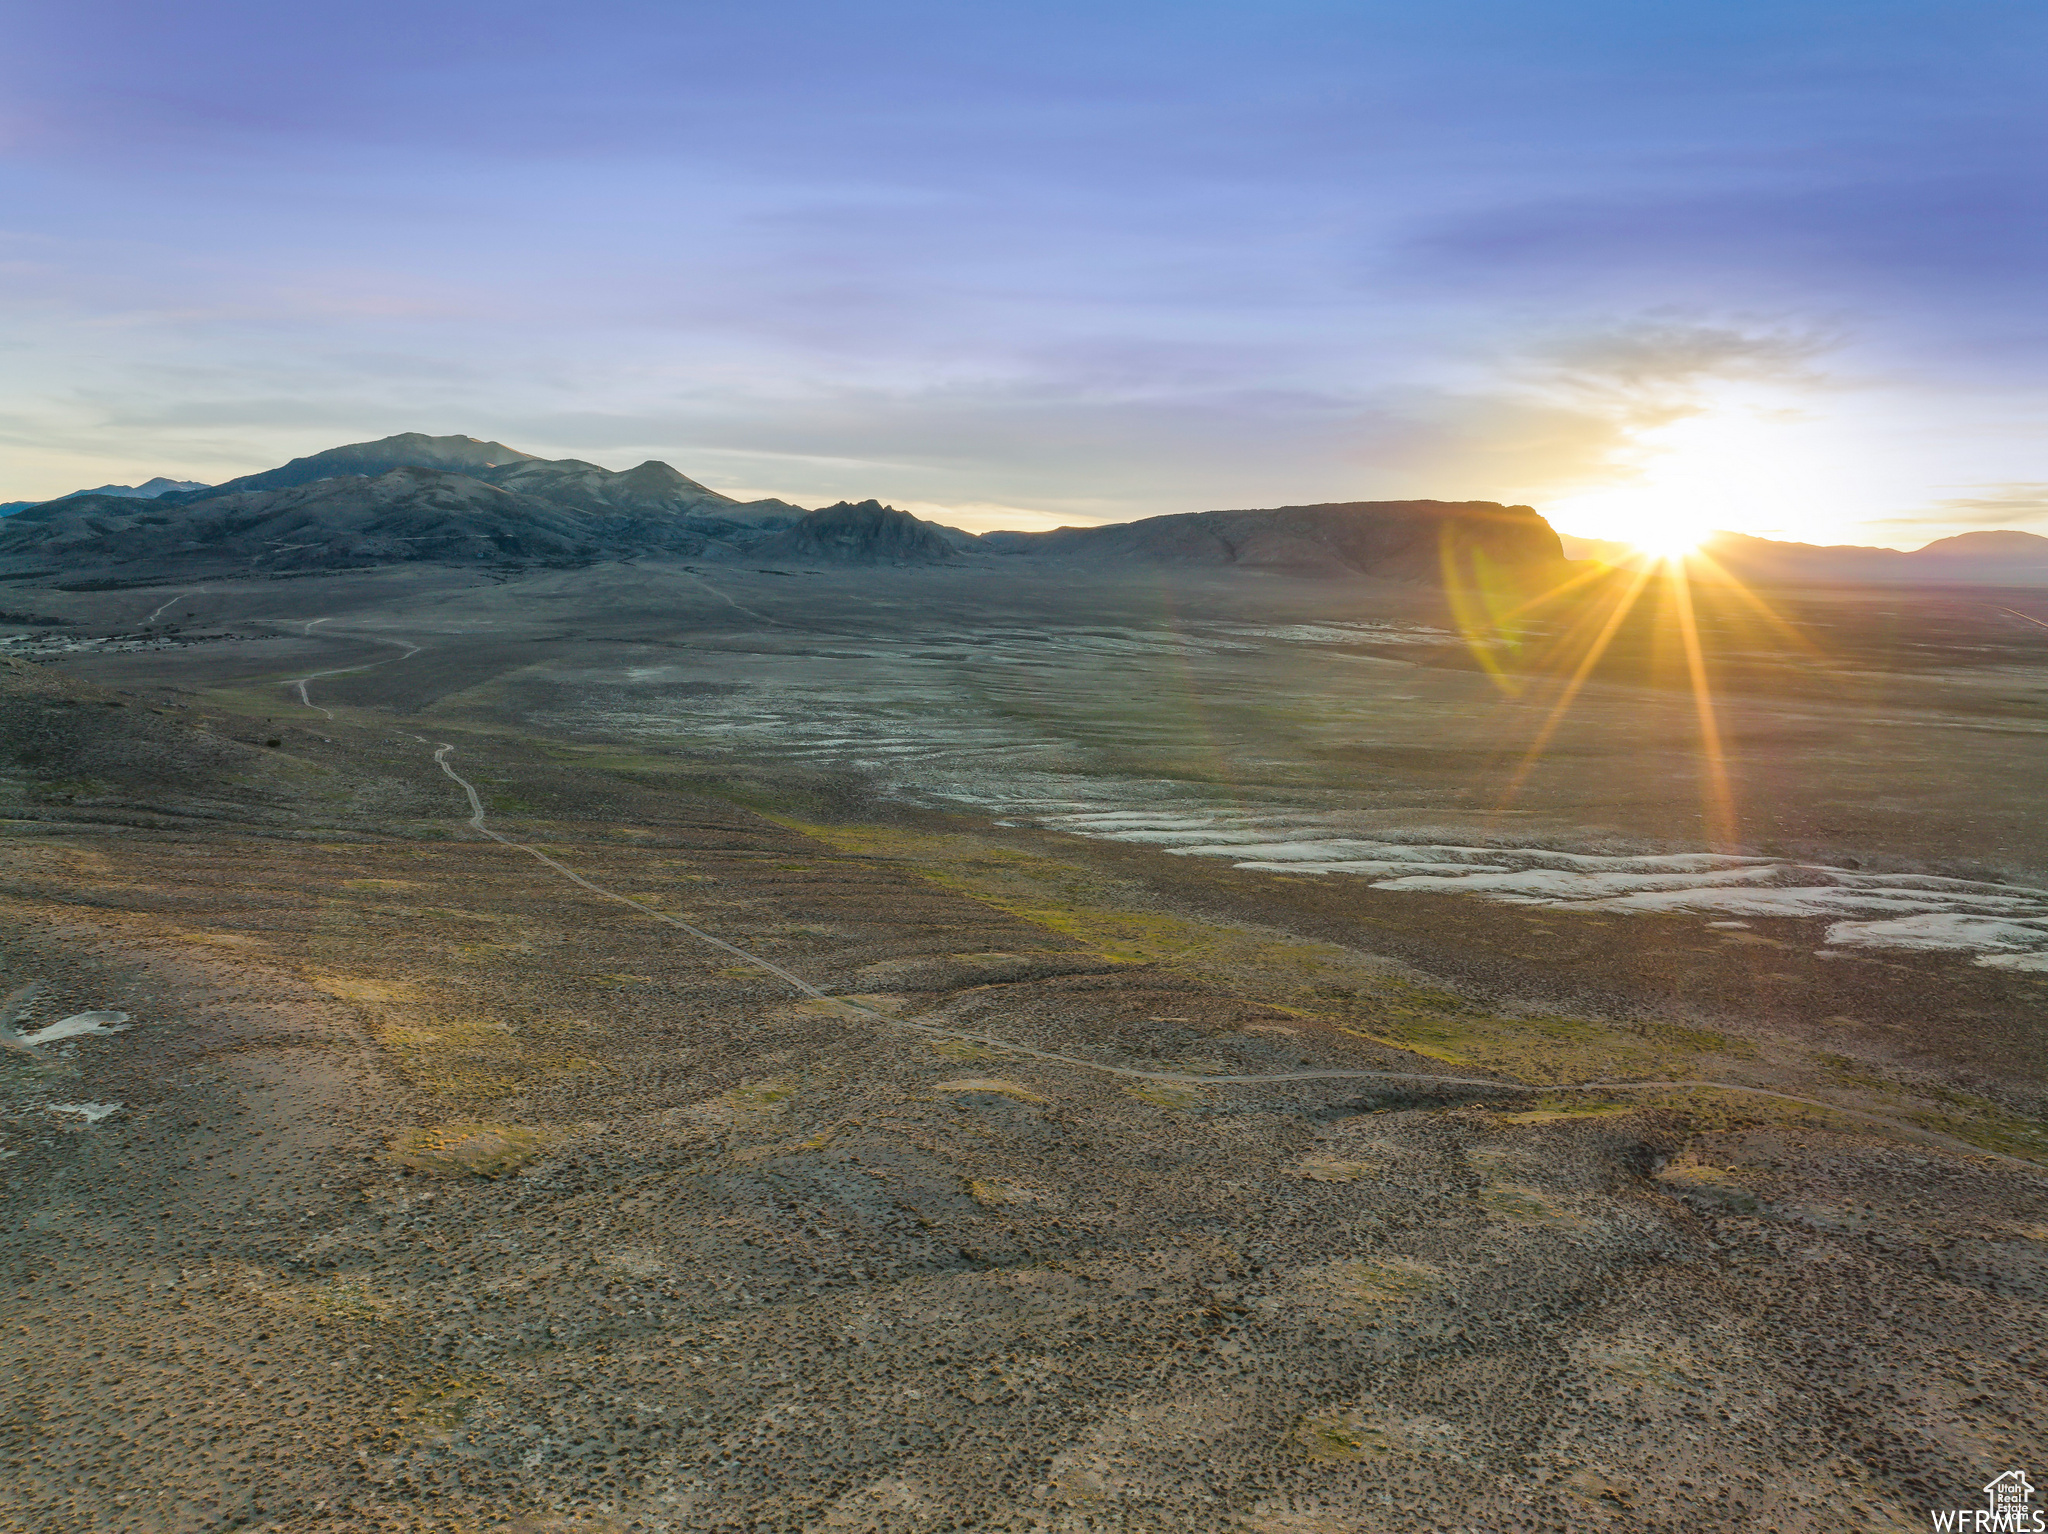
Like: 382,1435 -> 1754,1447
412,734 -> 2046,1174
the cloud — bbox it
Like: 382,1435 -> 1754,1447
1868,483 -> 2048,530
1516,318 -> 1832,397
1444,316 -> 1841,497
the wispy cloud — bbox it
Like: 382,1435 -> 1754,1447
1517,318 -> 1833,399
1869,483 -> 2048,530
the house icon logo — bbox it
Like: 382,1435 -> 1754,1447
1932,1469 -> 2043,1531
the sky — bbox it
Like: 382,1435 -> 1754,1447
2,0 -> 2043,547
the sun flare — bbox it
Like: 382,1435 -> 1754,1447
1541,386 -> 1864,557
1631,519 -> 1710,559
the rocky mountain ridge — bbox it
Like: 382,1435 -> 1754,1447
185,432 -> 538,497
0,431 -> 1570,583
753,500 -> 962,565
0,475 -> 211,517
983,499 -> 1564,577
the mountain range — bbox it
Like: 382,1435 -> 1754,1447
0,432 -> 1570,584
983,500 -> 1561,578
1559,527 -> 2048,584
7,430 -> 2039,586
0,475 -> 210,517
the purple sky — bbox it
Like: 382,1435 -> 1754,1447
3,0 -> 2043,544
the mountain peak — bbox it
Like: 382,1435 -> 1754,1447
752,500 -> 961,564
1915,529 -> 2048,558
202,433 -> 542,498
616,460 -> 731,502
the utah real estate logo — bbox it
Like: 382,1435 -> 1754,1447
1931,1470 -> 2042,1532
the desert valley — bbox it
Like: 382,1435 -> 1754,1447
0,434 -> 2042,1532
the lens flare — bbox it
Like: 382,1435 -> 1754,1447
1483,545 -> 1814,855
1631,518 -> 1711,559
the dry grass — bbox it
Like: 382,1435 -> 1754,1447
384,1122 -> 567,1178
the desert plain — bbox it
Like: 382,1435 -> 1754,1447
2,556 -> 2045,1532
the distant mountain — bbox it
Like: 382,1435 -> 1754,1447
1698,528 -> 2048,585
64,476 -> 211,501
1912,529 -> 2048,561
750,501 -> 961,565
982,500 -> 1564,580
1554,527 -> 2048,584
0,476 -> 211,517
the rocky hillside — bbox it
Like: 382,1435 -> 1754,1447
0,432 -> 1574,584
0,434 -> 817,578
981,499 -> 1566,579
751,501 -> 961,565
185,432 -> 539,497
0,467 -> 715,574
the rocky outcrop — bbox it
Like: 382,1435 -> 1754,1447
749,501 -> 961,565
980,500 -> 1565,580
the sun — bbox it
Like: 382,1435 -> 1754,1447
1541,386 -> 1848,559
1631,518 -> 1710,559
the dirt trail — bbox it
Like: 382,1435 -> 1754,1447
279,630 -> 422,718
425,738 -> 2047,1174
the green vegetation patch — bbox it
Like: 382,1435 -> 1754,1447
1595,1084 -> 1853,1137
732,1128 -> 834,1163
1908,1105 -> 2048,1165
385,1122 -> 567,1178
768,820 -> 1759,1089
1290,1152 -> 1384,1183
308,968 -> 604,1100
1580,1338 -> 1710,1389
387,1376 -> 499,1440
725,1076 -> 800,1114
1476,1182 -> 1585,1228
1320,1257 -> 1442,1315
1655,1159 -> 1763,1214
1813,1054 -> 2048,1165
1289,1405 -> 1456,1463
1493,1096 -> 1639,1124
1638,1020 -> 1757,1058
934,1076 -> 1047,1104
967,1177 -> 1049,1207
778,995 -> 876,1019
265,1275 -> 398,1327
